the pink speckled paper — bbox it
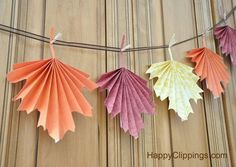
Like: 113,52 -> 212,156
214,25 -> 236,65
97,68 -> 155,138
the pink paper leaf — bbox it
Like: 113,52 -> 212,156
97,68 -> 155,138
214,25 -> 236,64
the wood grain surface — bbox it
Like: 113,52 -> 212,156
0,0 -> 235,167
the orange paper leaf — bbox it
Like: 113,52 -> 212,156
7,58 -> 97,142
187,47 -> 229,97
7,28 -> 98,142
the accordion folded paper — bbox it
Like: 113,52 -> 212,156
146,60 -> 203,121
214,25 -> 236,64
7,29 -> 98,142
97,67 -> 155,138
187,47 -> 229,97
97,34 -> 154,138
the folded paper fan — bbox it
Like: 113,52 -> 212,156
146,60 -> 203,121
97,67 -> 155,138
187,47 -> 229,97
7,29 -> 98,142
214,25 -> 236,64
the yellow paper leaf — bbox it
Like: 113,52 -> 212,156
146,60 -> 203,120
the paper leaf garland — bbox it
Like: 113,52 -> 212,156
214,25 -> 236,64
146,60 -> 203,121
7,28 -> 98,142
187,47 -> 229,97
97,67 -> 155,138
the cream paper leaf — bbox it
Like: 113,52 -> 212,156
146,60 -> 203,120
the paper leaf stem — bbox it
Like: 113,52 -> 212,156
187,47 -> 229,97
7,58 -> 98,142
146,60 -> 203,121
214,25 -> 236,64
97,68 -> 155,138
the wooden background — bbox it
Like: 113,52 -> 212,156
0,0 -> 235,167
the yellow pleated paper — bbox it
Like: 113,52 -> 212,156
146,60 -> 203,120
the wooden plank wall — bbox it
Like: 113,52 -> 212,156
0,0 -> 235,167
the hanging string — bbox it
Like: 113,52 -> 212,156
49,28 -> 62,58
0,5 -> 236,53
218,1 -> 227,25
119,34 -> 130,67
168,34 -> 177,60
202,27 -> 211,47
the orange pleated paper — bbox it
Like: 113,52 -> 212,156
7,29 -> 98,142
187,47 -> 229,97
